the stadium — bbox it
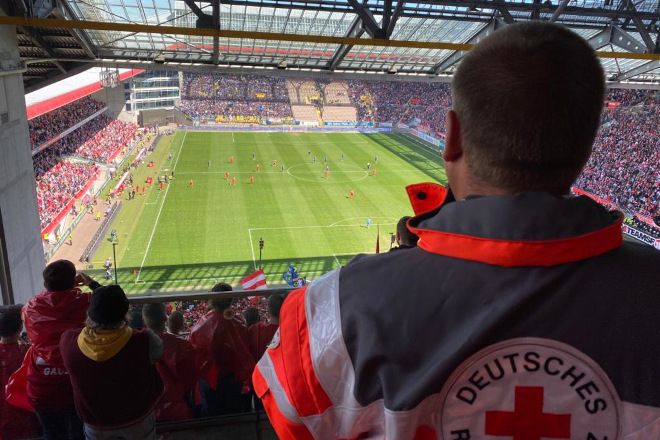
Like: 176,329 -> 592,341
0,0 -> 658,438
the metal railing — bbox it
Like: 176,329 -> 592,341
127,286 -> 296,304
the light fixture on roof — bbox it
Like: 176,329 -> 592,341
387,66 -> 398,74
277,61 -> 288,70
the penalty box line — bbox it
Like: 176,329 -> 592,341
136,131 -> 187,283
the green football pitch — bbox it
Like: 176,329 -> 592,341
92,130 -> 447,294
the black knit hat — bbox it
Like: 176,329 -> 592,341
0,305 -> 23,337
88,285 -> 129,325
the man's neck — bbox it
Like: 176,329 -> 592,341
453,181 -> 513,201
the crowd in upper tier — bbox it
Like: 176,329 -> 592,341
182,73 -> 290,101
179,99 -> 293,119
347,80 -> 452,137
38,114 -> 137,163
28,97 -> 138,230
180,73 -> 292,120
28,98 -> 105,148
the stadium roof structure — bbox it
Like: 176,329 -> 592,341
1,0 -> 659,91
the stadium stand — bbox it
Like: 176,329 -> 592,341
180,73 -> 292,121
322,105 -> 358,122
320,80 -> 352,105
575,89 -> 659,220
290,104 -> 319,122
285,79 -> 321,105
33,153 -> 98,230
28,97 -> 105,149
27,94 -> 138,231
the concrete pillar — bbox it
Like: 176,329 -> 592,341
0,20 -> 45,304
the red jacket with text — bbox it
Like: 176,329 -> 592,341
253,183 -> 660,439
22,288 -> 90,411
0,342 -> 40,439
189,310 -> 255,388
154,332 -> 197,421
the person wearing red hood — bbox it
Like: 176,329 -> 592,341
245,294 -> 283,361
142,303 -> 197,421
189,283 -> 255,415
22,259 -> 100,440
0,305 -> 40,440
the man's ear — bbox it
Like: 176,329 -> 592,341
443,110 -> 463,162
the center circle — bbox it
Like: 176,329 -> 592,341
286,163 -> 369,183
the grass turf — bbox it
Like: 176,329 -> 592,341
92,130 -> 446,294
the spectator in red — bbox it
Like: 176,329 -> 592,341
245,295 -> 282,361
142,303 -> 197,421
22,260 -> 99,440
60,285 -> 163,439
0,305 -> 40,440
189,283 -> 255,415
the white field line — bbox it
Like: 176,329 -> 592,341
247,229 -> 257,270
249,222 -> 396,232
144,189 -> 162,206
136,131 -> 187,282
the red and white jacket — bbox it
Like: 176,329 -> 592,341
253,183 -> 660,439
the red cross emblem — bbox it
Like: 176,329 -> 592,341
485,386 -> 571,440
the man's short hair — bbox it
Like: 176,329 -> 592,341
268,294 -> 285,320
244,307 -> 260,327
142,303 -> 166,332
43,260 -> 77,291
167,311 -> 184,334
452,22 -> 605,194
0,305 -> 23,337
210,282 -> 233,311
396,216 -> 418,247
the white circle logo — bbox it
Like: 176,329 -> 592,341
439,338 -> 621,440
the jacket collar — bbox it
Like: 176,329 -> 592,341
406,182 -> 623,267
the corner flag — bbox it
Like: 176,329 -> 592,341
241,269 -> 267,290
376,224 -> 380,254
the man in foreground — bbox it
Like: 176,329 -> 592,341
253,22 -> 660,438
60,285 -> 163,439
